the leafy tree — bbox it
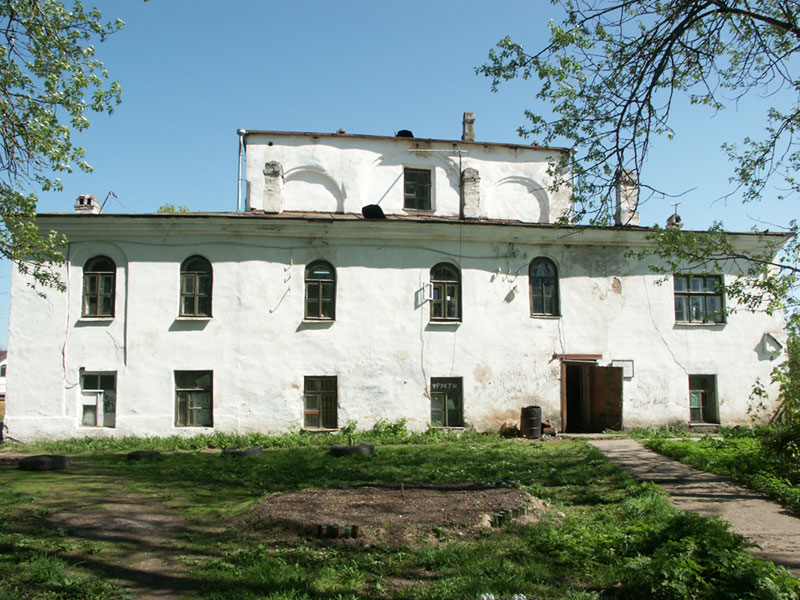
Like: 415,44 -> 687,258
157,203 -> 190,214
478,0 -> 799,315
1,0 -> 122,288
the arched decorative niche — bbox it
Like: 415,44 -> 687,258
284,167 -> 344,213
489,176 -> 550,223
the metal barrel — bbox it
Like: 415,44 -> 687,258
520,405 -> 542,439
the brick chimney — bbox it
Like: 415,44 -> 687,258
461,112 -> 475,142
614,169 -> 640,226
74,194 -> 100,214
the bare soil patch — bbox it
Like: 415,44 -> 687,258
245,483 -> 550,547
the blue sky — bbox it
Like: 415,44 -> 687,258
0,0 -> 791,347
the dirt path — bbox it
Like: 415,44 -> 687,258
588,438 -> 800,577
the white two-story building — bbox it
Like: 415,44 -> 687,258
5,114 -> 788,441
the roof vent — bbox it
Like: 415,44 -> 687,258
396,129 -> 414,138
361,204 -> 386,219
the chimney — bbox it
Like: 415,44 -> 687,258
247,160 -> 285,213
666,212 -> 683,229
461,112 -> 475,142
614,169 -> 640,226
461,167 -> 481,218
74,194 -> 100,214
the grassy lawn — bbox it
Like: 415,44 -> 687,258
1,433 -> 798,599
642,425 -> 800,517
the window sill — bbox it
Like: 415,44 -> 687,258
402,208 -> 435,214
530,314 -> 561,320
674,321 -> 726,328
302,319 -> 335,324
302,428 -> 339,433
426,321 -> 461,331
78,316 -> 114,322
176,316 -> 212,321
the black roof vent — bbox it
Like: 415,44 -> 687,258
362,204 -> 386,219
396,129 -> 414,138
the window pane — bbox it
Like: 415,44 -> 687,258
306,283 -> 320,301
690,296 -> 704,321
673,276 -> 687,292
182,274 -> 195,294
706,276 -> 721,293
83,375 -> 99,390
198,275 -> 211,295
706,296 -> 723,322
99,375 -> 115,390
430,394 -> 444,426
674,296 -> 687,321
689,276 -> 704,292
82,405 -> 97,426
304,411 -> 319,429
100,296 -> 114,316
197,296 -> 211,316
182,296 -> 195,315
321,282 -> 335,301
321,300 -> 334,319
100,275 -> 114,294
86,275 -> 98,294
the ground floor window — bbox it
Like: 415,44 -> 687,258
175,371 -> 213,427
81,372 -> 116,428
304,376 -> 337,429
689,374 -> 719,423
431,377 -> 463,427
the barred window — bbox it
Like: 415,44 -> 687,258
304,376 -> 337,429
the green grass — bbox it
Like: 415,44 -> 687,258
643,425 -> 800,516
1,437 -> 798,599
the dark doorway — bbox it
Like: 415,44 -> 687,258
563,363 -> 623,433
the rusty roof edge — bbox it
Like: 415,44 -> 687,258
34,211 -> 792,240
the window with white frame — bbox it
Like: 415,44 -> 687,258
174,371 -> 213,427
430,263 -> 461,321
81,372 -> 116,428
305,261 -> 336,320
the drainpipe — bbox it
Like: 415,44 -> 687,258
237,129 -> 247,212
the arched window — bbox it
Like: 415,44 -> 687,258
180,256 -> 212,317
430,263 -> 461,321
529,257 -> 559,316
305,261 -> 336,320
82,256 -> 116,317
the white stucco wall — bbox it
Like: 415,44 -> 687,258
244,132 -> 572,223
5,215 -> 787,441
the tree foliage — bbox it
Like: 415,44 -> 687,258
1,0 -> 122,288
478,0 -> 799,314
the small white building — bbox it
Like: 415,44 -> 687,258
5,116 -> 788,441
